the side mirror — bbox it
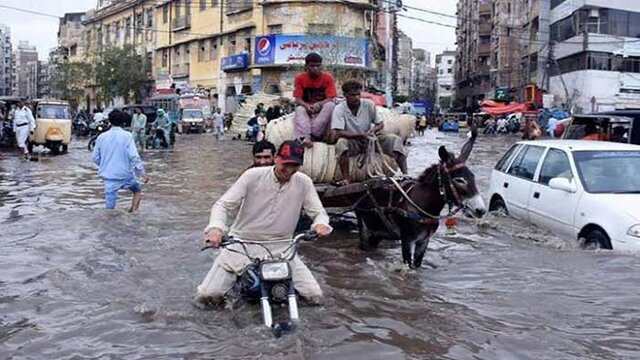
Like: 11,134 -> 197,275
549,177 -> 577,193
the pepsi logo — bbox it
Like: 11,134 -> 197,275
257,37 -> 271,56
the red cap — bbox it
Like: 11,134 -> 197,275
277,140 -> 305,165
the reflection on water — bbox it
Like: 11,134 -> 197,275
1,132 -> 640,359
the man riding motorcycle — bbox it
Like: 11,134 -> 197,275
152,108 -> 172,148
197,140 -> 332,307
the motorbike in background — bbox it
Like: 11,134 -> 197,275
87,119 -> 110,151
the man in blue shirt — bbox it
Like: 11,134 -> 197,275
93,110 -> 150,212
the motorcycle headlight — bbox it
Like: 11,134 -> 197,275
260,261 -> 290,281
627,224 -> 640,238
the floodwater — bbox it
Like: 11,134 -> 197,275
1,130 -> 639,359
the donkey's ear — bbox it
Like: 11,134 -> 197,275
438,146 -> 451,163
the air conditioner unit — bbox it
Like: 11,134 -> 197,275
590,8 -> 599,18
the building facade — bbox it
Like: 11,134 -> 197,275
395,30 -> 412,97
548,0 -> 640,112
12,41 -> 38,98
436,50 -> 456,111
58,12 -> 87,62
411,48 -> 431,101
26,60 -> 50,99
0,24 -> 12,96
153,0 -> 378,111
491,0 -> 524,91
455,0 -> 493,110
81,0 -> 156,108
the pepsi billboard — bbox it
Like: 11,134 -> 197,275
254,35 -> 371,68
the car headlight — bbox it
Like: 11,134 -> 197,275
260,261 -> 290,281
628,224 -> 640,238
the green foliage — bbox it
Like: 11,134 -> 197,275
49,50 -> 90,106
94,45 -> 150,104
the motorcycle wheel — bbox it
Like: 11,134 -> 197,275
88,137 -> 96,151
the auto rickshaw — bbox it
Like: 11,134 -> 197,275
29,99 -> 72,154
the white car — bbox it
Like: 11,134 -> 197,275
487,140 -> 640,251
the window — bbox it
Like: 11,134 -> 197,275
175,0 -> 181,17
210,39 -> 218,60
539,149 -> 573,185
136,12 -> 143,30
507,145 -> 544,180
162,49 -> 168,67
268,24 -> 282,34
163,4 -> 168,24
198,40 -> 206,62
496,144 -> 521,172
200,0 -> 206,11
185,0 -> 191,16
147,9 -> 153,28
211,0 -> 218,6
447,68 -> 452,73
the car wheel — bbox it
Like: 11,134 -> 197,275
489,196 -> 508,215
582,229 -> 612,250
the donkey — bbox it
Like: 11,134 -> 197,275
355,127 -> 486,268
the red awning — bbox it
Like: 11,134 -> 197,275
482,102 -> 529,116
361,92 -> 386,106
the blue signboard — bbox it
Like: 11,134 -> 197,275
221,53 -> 249,71
254,35 -> 371,68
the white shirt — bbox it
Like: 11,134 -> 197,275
206,166 -> 331,241
13,106 -> 36,131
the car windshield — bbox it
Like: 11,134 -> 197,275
183,109 -> 202,118
38,104 -> 70,119
573,151 -> 640,193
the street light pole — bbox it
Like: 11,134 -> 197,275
384,0 -> 393,108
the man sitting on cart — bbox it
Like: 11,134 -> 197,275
331,80 -> 407,186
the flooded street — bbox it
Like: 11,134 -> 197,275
2,130 -> 640,359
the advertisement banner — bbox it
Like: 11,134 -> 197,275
255,35 -> 371,68
221,53 -> 249,71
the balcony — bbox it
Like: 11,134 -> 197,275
172,63 -> 190,78
479,23 -> 492,35
172,15 -> 191,31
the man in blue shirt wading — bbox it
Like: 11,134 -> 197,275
92,109 -> 150,212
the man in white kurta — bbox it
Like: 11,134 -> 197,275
12,100 -> 36,159
197,140 -> 332,306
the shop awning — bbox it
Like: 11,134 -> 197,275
482,102 -> 529,116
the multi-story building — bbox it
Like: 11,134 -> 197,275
411,48 -> 431,101
547,0 -> 640,112
395,30 -> 413,98
455,0 -> 493,110
0,24 -> 12,96
521,0 -> 551,93
491,0 -> 524,91
58,12 -> 87,62
26,60 -> 50,99
12,41 -> 38,98
435,50 -> 456,111
81,0 -> 156,108
154,0 -> 378,112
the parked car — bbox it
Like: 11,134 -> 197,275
487,140 -> 640,251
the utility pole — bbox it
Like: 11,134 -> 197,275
383,0 -> 394,108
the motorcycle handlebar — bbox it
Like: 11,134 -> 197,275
200,231 -> 317,252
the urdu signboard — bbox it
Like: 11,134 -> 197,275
255,35 -> 371,68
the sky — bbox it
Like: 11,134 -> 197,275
0,0 -> 457,63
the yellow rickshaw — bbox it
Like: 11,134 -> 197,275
29,99 -> 72,154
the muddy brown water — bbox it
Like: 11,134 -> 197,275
1,130 -> 639,359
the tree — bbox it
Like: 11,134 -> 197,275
94,45 -> 150,104
49,48 -> 90,108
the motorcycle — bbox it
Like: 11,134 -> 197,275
73,114 -> 90,137
202,231 -> 317,337
146,125 -> 169,149
87,119 -> 110,151
0,120 -> 16,148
